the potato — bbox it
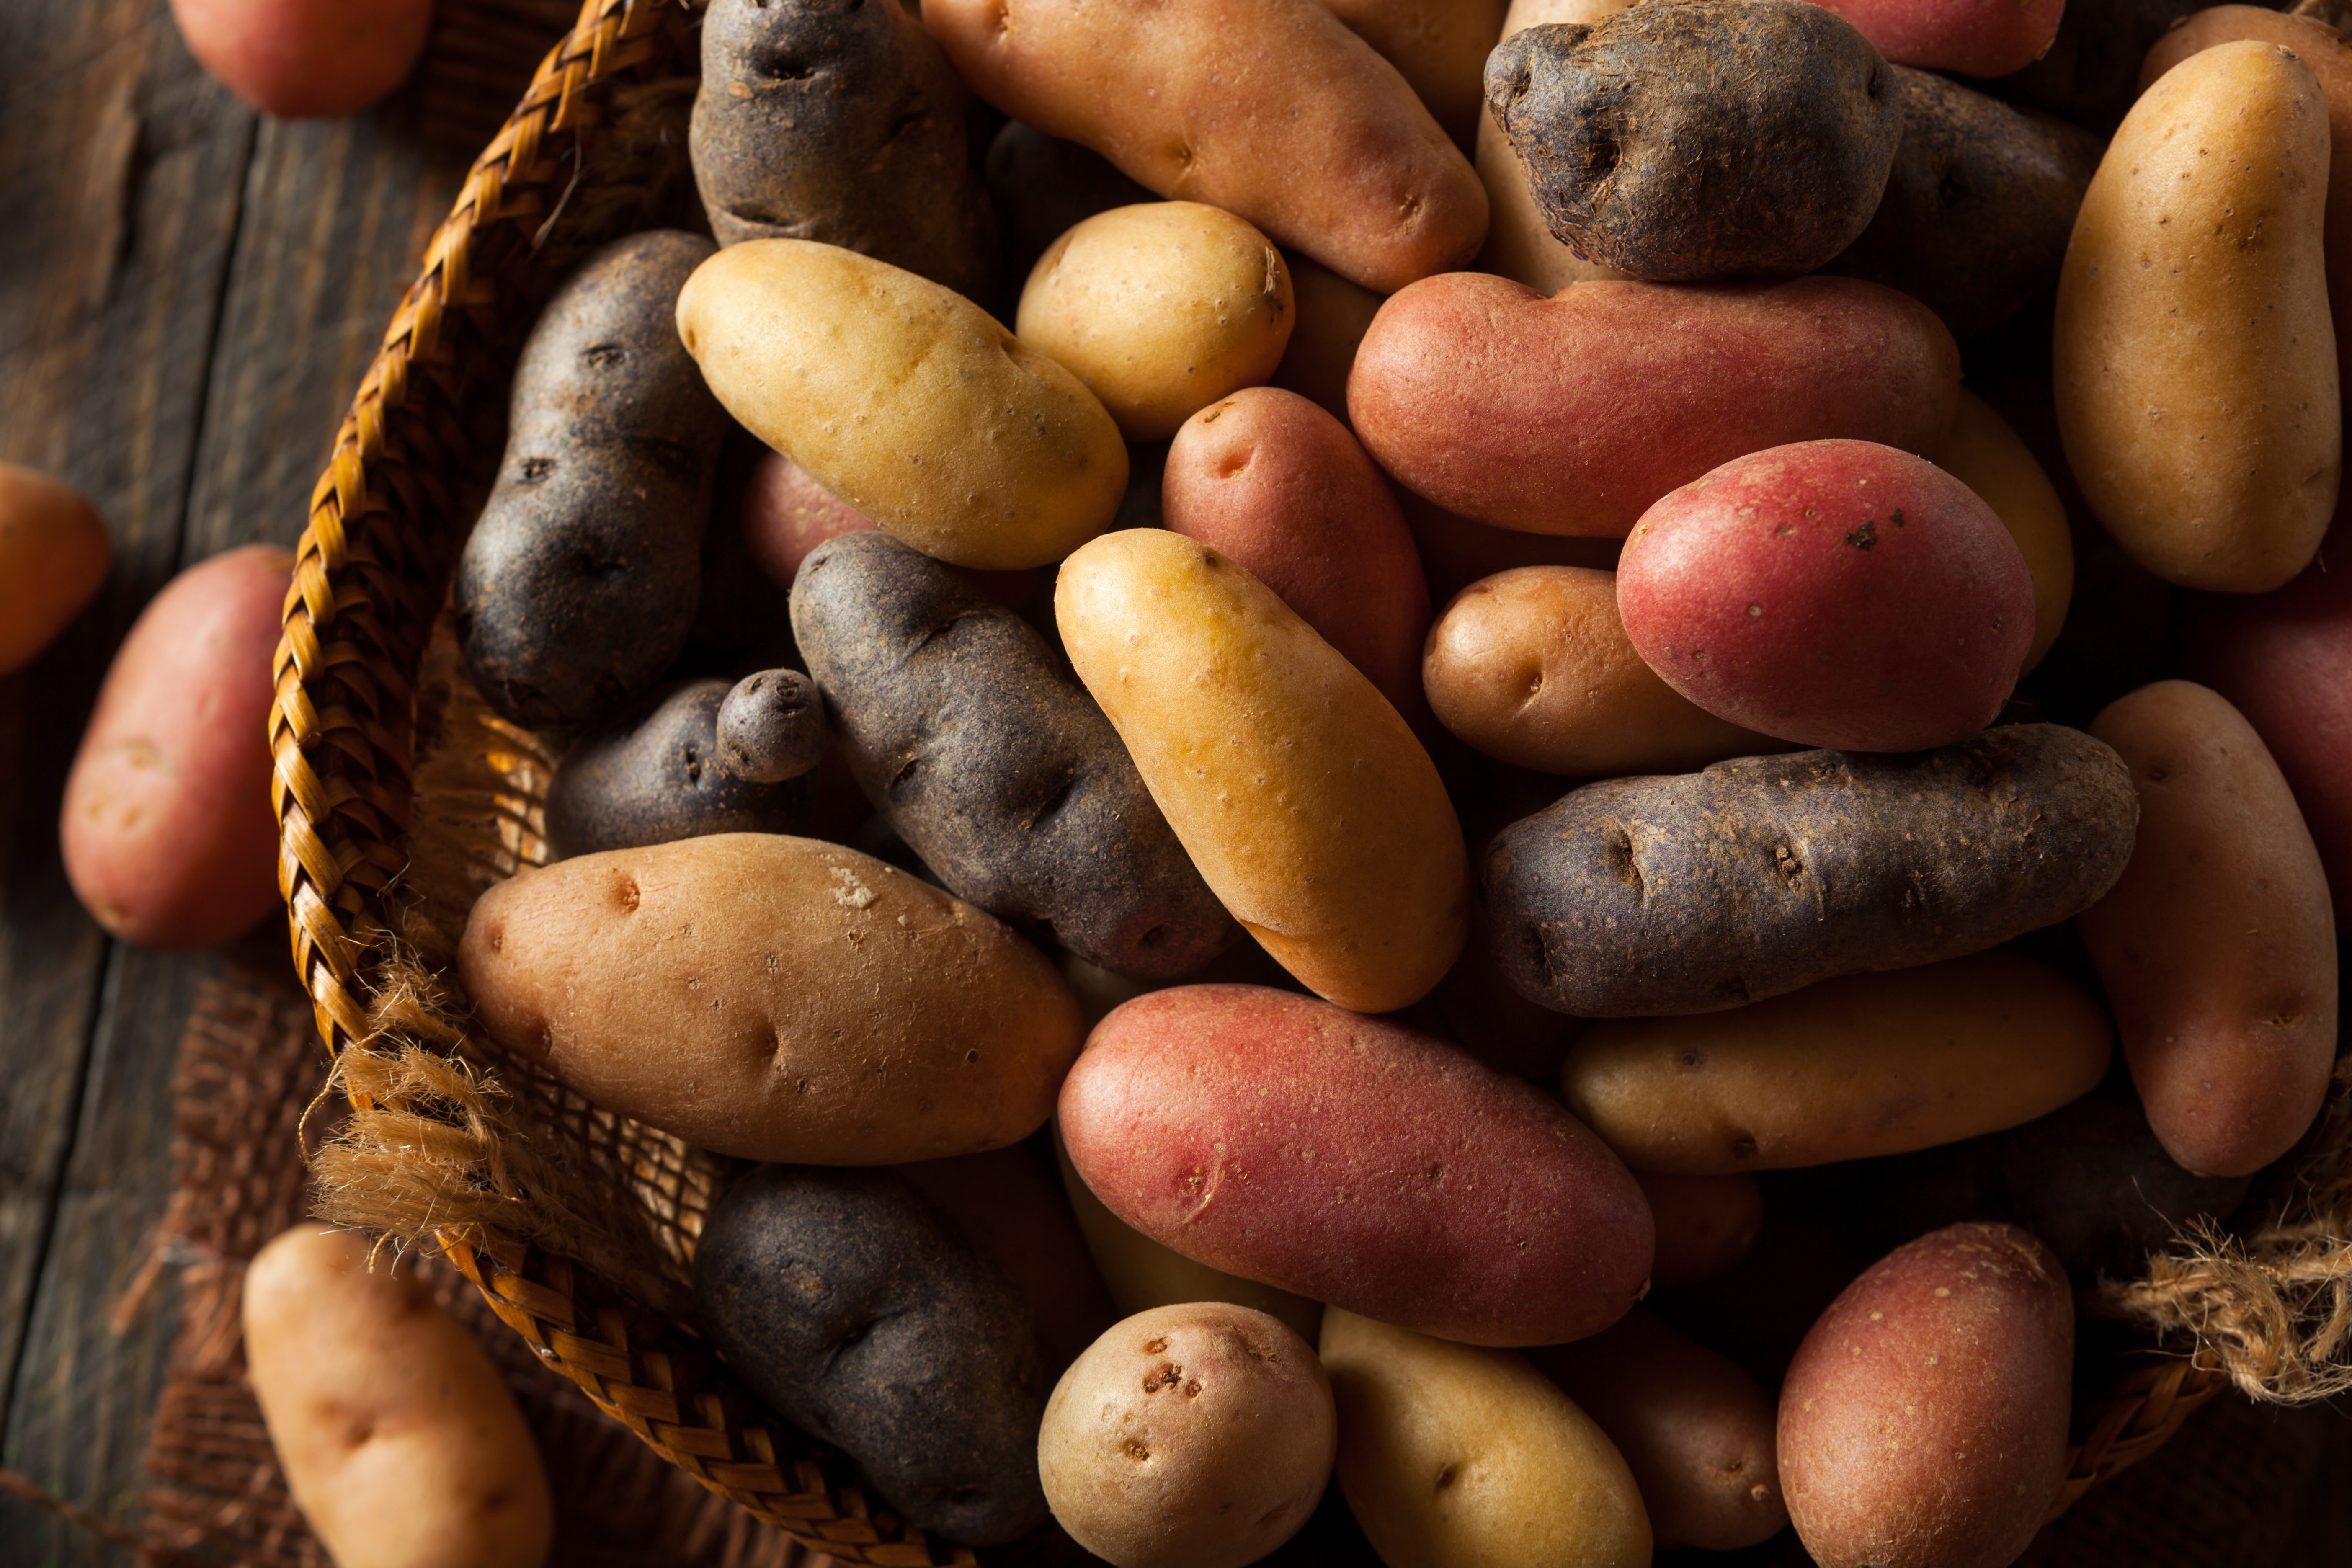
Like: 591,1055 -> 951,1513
1408,496 -> 1623,606
1637,1171 -> 1762,1286
1999,0 -> 2207,130
243,1226 -> 552,1568
1322,0 -> 1509,146
715,669 -> 827,785
1348,273 -> 1961,538
695,1164 -> 1047,1543
793,530 -> 1235,978
170,0 -> 429,117
1824,69 -> 2104,340
1057,529 -> 1467,1011
690,0 -> 997,300
740,447 -> 873,588
1019,204 -> 1296,441
1646,1184 -> 1875,1390
1040,1304 -> 1337,1568
1267,255 -> 1386,426
1163,387 -> 1431,727
1780,1223 -> 2073,1568
1617,438 -> 2036,752
1423,566 -> 1775,777
456,232 -> 727,729
1061,985 -> 1654,1347
1484,725 -> 2140,1016
455,834 -> 1084,1163
1928,391 -> 2073,673
988,122 -> 1159,284
543,678 -> 817,858
0,464 -> 108,676
1320,1308 -> 1652,1568
2054,41 -> 2339,593
1486,2 -> 1902,282
1996,1097 -> 2251,1281
1529,1308 -> 1785,1552
1808,0 -> 2063,77
1563,951 -> 2113,1174
680,240 -> 1128,572
1472,0 -> 1636,294
925,0 -> 1488,294
62,544 -> 289,949
2077,681 -> 2338,1176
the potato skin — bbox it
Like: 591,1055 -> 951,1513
1471,0 -> 1637,293
1563,951 -> 2113,1173
1323,0 -> 1510,146
2055,41 -> 2340,592
1425,565 -> 1775,776
0,464 -> 108,676
2079,681 -> 2338,1176
694,1164 -> 1047,1544
1929,391 -> 2073,673
1617,439 -> 2036,753
1019,203 -> 1295,441
1636,1171 -> 1762,1286
1040,1304 -> 1337,1568
1780,1223 -> 2073,1568
924,0 -> 1488,294
1266,255 -> 1387,425
62,544 -> 289,949
690,0 -> 997,300
1348,273 -> 1960,537
170,0 -> 429,117
456,834 -> 1084,1164
678,239 -> 1128,572
1060,985 -> 1655,1348
1485,725 -> 2140,1016
1488,3 -> 1901,282
243,1227 -> 552,1568
1056,529 -> 1467,1013
544,679 -> 815,858
1810,0 -> 2063,77
1321,1308 -> 1652,1568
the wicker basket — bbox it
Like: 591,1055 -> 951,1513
267,0 -> 2241,1558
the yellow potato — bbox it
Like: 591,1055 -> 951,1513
1928,389 -> 2073,672
1269,253 -> 1385,426
1323,0 -> 1510,146
1321,1308 -> 1652,1568
456,833 -> 1084,1163
1471,0 -> 1637,292
2055,41 -> 2339,591
1019,203 -> 1295,441
676,239 -> 1127,570
1422,565 -> 1776,776
243,1227 -> 552,1568
1562,950 -> 2113,1174
1056,529 -> 1468,1013
0,463 -> 108,676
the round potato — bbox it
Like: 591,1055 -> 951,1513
1636,1171 -> 1763,1287
0,463 -> 108,676
170,0 -> 429,117
1019,203 -> 1295,441
1041,1303 -> 1338,1568
244,1226 -> 552,1568
1928,390 -> 2073,672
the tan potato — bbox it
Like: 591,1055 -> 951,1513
1269,253 -> 1385,426
456,834 -> 1084,1163
1472,0 -> 1638,292
1321,1308 -> 1652,1568
1040,1303 -> 1338,1568
926,0 -> 1488,294
1056,529 -> 1469,1013
0,463 -> 108,675
1323,0 -> 1510,146
1928,389 -> 2073,672
2079,681 -> 2339,1176
1563,950 -> 2113,1174
2055,41 -> 2339,591
1423,565 -> 1776,776
676,239 -> 1127,571
243,1227 -> 552,1568
1019,203 -> 1295,441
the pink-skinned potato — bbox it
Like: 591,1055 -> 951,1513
1618,439 -> 2034,752
739,449 -> 1040,609
62,544 -> 291,948
1349,273 -> 1960,537
171,0 -> 433,118
0,463 -> 109,676
1059,984 -> 1655,1348
1806,0 -> 2063,79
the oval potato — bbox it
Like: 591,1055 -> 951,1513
170,0 -> 429,117
0,463 -> 108,676
1323,0 -> 1510,146
1928,390 -> 2073,672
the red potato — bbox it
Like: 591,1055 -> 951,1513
1163,388 -> 1432,730
1780,1223 -> 2073,1568
1803,0 -> 2063,79
1618,440 -> 2035,752
171,0 -> 433,118
0,463 -> 109,676
1349,273 -> 1962,537
2078,681 -> 2338,1177
740,448 -> 1042,611
62,544 -> 291,949
1060,984 -> 1655,1348
1637,1171 -> 1763,1286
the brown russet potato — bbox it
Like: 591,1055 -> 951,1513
244,1227 -> 552,1568
456,834 -> 1084,1164
0,463 -> 108,676
1929,391 -> 2073,672
1637,1171 -> 1763,1286
1266,254 -> 1386,425
2079,681 -> 2338,1176
1322,0 -> 1510,146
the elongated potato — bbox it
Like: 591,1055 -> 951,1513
677,240 -> 1128,571
1056,529 -> 1467,1012
1810,0 -> 2063,78
1322,1309 -> 1652,1568
1323,0 -> 1509,146
2055,41 -> 2339,592
244,1227 -> 552,1568
1929,390 -> 2073,672
456,834 -> 1083,1163
1562,951 -> 2114,1174
2079,682 -> 2338,1176
0,463 -> 108,676
925,0 -> 1488,294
